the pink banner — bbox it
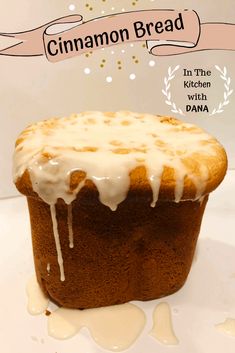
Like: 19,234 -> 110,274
0,10 -> 235,62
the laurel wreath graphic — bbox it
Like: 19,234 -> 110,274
163,65 -> 233,116
162,65 -> 184,116
210,65 -> 233,116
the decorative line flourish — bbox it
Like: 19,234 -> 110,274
210,65 -> 233,116
162,65 -> 184,116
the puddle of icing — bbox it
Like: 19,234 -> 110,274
149,302 -> 179,345
215,318 -> 235,337
26,276 -> 49,315
48,303 -> 146,351
48,307 -> 81,340
27,276 -> 146,351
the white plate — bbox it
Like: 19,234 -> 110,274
1,171 -> 235,353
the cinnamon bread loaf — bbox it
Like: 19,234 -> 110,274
13,111 -> 227,309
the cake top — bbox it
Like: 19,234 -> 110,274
13,111 -> 227,209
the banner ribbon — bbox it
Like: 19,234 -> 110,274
0,10 -> 235,62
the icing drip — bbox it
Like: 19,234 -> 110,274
47,263 -> 50,275
48,303 -> 146,350
91,171 -> 131,211
26,276 -> 49,315
215,318 -> 235,337
67,204 -> 74,248
149,166 -> 164,208
174,168 -> 186,203
198,195 -> 205,205
50,204 -> 65,282
149,302 -> 179,345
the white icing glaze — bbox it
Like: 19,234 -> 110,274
215,318 -> 235,337
14,111 -> 216,208
48,303 -> 146,350
26,276 -> 49,315
50,204 -> 65,281
67,204 -> 74,248
149,302 -> 179,345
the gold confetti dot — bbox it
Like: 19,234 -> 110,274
132,55 -> 139,64
117,60 -> 122,70
85,3 -> 93,11
100,59 -> 106,68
